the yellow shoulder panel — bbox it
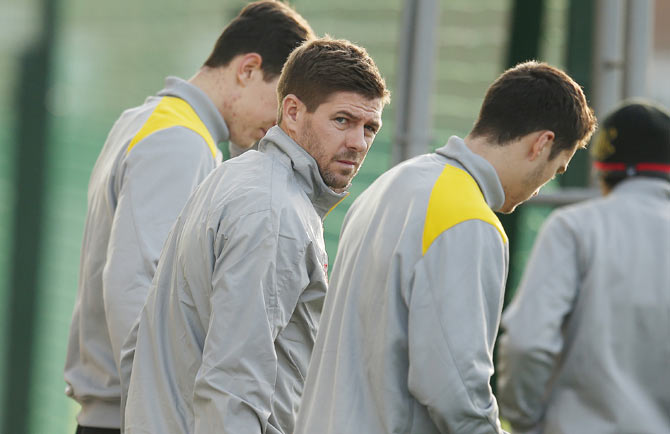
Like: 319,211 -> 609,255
422,164 -> 507,255
126,96 -> 218,158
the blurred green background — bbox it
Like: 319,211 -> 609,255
0,0 -> 619,432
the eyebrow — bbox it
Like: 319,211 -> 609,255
335,110 -> 382,131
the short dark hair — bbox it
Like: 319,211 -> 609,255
471,61 -> 597,159
203,1 -> 314,81
276,37 -> 390,122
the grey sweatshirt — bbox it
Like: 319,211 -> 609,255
498,177 -> 670,434
63,76 -> 227,428
123,126 -> 346,434
295,136 -> 509,434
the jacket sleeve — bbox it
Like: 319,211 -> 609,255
497,212 -> 580,432
192,210 -> 308,434
102,127 -> 216,371
118,313 -> 140,431
407,220 -> 508,434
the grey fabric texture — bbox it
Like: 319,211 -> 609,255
64,76 -> 227,429
498,177 -> 670,434
295,137 -> 510,434
123,126 -> 346,434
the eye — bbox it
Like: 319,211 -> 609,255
364,125 -> 377,135
334,117 -> 348,125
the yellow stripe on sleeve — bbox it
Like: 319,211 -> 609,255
422,165 -> 507,255
126,96 -> 218,158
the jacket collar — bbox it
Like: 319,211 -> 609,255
158,76 -> 230,145
435,136 -> 506,211
258,126 -> 348,220
612,176 -> 670,200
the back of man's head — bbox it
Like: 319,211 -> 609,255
204,1 -> 315,81
471,61 -> 596,159
592,100 -> 670,188
276,37 -> 390,123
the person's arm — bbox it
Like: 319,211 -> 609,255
118,312 -> 140,431
497,212 -> 580,432
102,127 -> 215,370
192,210 -> 308,433
407,220 -> 508,434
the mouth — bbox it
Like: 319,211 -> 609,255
335,160 -> 358,171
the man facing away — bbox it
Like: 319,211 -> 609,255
294,61 -> 597,434
497,101 -> 670,433
63,3 -> 314,433
122,38 -> 390,434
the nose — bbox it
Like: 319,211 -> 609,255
346,128 -> 368,153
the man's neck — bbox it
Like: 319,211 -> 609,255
463,134 -> 504,175
188,66 -> 233,122
463,133 -> 521,209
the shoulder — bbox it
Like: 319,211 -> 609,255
203,155 -> 274,218
206,151 -> 303,221
125,95 -> 218,159
422,164 -> 506,255
216,150 -> 278,202
351,152 -> 444,218
120,127 -> 217,185
128,126 -> 213,158
425,218 -> 507,258
543,195 -> 610,233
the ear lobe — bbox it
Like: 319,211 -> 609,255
236,53 -> 263,86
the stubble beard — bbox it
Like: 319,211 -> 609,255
517,160 -> 549,206
300,120 -> 359,192
501,160 -> 549,214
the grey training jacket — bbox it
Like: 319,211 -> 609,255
295,136 -> 509,434
123,126 -> 346,434
64,77 -> 227,428
498,177 -> 670,434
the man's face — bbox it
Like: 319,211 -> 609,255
500,144 -> 578,213
227,74 -> 279,148
297,91 -> 383,192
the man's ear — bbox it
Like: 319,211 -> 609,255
528,130 -> 555,161
235,53 -> 263,86
280,94 -> 305,136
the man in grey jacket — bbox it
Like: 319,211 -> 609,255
498,101 -> 670,433
122,38 -> 389,434
63,3 -> 314,433
294,61 -> 596,434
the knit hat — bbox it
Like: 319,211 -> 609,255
591,100 -> 670,179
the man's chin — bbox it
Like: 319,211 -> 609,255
329,182 -> 351,194
327,178 -> 352,194
320,169 -> 353,193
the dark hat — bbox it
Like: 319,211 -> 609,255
591,100 -> 670,178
